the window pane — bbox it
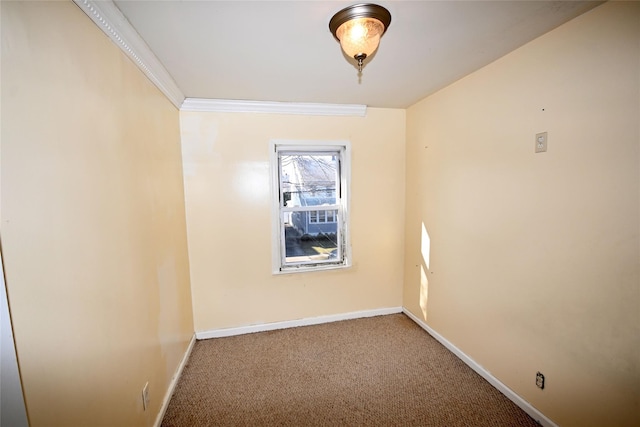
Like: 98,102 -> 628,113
280,153 -> 338,207
283,211 -> 339,263
272,142 -> 350,273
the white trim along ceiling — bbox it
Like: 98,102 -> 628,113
73,0 -> 368,116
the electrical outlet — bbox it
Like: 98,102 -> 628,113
535,132 -> 548,153
536,372 -> 545,390
142,382 -> 150,410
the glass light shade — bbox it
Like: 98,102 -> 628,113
335,17 -> 385,58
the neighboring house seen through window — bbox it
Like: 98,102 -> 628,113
271,141 -> 351,273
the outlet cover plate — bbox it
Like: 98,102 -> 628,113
535,132 -> 548,153
536,372 -> 545,389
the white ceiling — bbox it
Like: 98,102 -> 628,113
112,0 -> 602,109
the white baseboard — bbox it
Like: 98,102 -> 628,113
402,308 -> 558,427
195,307 -> 403,340
154,334 -> 196,427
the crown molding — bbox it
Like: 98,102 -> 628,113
73,0 -> 185,109
181,98 -> 368,117
73,1 -> 365,116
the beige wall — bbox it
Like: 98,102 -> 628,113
1,2 -> 194,426
403,2 -> 639,426
181,109 -> 405,332
2,1 -> 637,426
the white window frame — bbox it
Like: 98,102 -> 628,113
270,140 -> 352,274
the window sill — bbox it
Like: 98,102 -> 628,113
273,261 -> 352,275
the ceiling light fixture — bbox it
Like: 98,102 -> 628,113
329,3 -> 392,74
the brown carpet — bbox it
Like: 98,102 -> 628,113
162,313 -> 540,426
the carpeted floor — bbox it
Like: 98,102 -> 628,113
161,313 -> 540,426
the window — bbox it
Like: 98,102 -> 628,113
271,141 -> 351,273
309,209 -> 337,224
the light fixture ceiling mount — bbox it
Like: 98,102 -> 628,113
329,3 -> 392,74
